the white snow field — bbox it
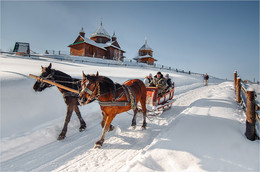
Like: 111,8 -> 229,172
0,54 -> 259,172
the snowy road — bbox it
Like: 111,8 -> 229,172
1,55 -> 259,171
2,82 -> 259,171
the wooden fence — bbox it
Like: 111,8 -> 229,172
234,71 -> 260,140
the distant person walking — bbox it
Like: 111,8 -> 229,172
204,73 -> 209,86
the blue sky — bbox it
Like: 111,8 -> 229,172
1,1 -> 259,81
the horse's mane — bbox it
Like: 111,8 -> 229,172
52,69 -> 81,90
53,69 -> 71,78
95,75 -> 121,94
96,76 -> 114,93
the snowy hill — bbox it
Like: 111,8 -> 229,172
0,54 -> 259,171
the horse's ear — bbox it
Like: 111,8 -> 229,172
41,65 -> 46,72
47,63 -> 52,70
82,71 -> 87,80
96,71 -> 99,77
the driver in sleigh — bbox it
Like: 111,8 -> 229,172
148,71 -> 167,97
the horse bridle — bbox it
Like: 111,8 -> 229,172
80,81 -> 100,102
38,70 -> 56,88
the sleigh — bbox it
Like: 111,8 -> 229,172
145,83 -> 175,115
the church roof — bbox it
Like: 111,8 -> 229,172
91,21 -> 111,39
139,39 -> 152,51
69,35 -> 125,52
134,55 -> 157,61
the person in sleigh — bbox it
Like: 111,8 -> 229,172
149,71 -> 167,97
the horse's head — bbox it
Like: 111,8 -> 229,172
79,72 -> 100,105
33,63 -> 54,92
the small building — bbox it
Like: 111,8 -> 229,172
68,22 -> 125,61
133,39 -> 157,65
13,42 -> 30,56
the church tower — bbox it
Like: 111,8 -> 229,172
134,38 -> 157,65
139,38 -> 153,57
90,21 -> 111,43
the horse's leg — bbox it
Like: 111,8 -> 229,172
95,113 -> 116,148
58,105 -> 73,140
101,112 -> 114,131
73,105 -> 86,132
140,96 -> 147,129
131,108 -> 138,129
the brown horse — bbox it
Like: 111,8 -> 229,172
33,63 -> 86,140
79,72 -> 147,148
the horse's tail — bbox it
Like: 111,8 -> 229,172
138,79 -> 147,129
138,79 -> 147,115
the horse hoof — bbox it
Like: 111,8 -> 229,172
109,125 -> 115,131
132,125 -> 136,130
79,126 -> 86,132
94,139 -> 104,148
94,144 -> 102,149
57,135 -> 65,140
142,126 -> 146,130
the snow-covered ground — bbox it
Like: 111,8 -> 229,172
0,54 -> 259,171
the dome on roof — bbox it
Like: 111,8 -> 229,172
139,39 -> 152,51
91,21 -> 111,39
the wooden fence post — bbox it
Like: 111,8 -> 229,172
234,71 -> 237,92
245,89 -> 256,141
236,78 -> 241,103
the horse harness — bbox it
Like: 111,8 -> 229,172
82,82 -> 137,110
62,92 -> 79,98
98,84 -> 137,110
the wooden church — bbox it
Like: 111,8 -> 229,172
68,22 -> 125,61
134,39 -> 157,65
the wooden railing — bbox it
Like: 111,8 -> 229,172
234,71 -> 260,140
